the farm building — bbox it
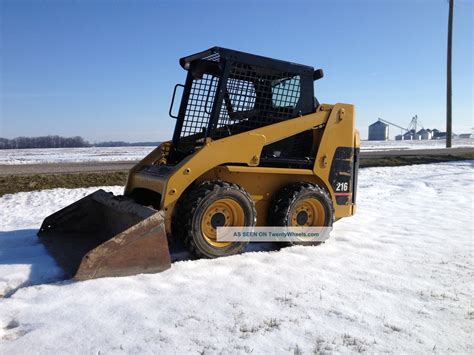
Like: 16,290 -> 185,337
368,121 -> 389,141
415,128 -> 433,140
401,129 -> 419,140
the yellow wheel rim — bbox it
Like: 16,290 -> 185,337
290,198 -> 326,226
201,198 -> 245,248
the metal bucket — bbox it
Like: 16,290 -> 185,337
38,189 -> 171,280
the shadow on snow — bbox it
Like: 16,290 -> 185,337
0,229 -> 281,297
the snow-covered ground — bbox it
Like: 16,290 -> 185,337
0,146 -> 154,165
0,138 -> 472,165
361,138 -> 473,151
0,162 -> 472,353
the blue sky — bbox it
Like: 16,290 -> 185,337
1,0 -> 472,142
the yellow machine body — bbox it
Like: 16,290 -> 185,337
125,103 -> 360,235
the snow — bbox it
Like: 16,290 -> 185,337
0,138 -> 472,165
0,146 -> 154,165
0,162 -> 472,353
361,138 -> 473,151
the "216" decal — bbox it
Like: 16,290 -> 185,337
335,182 -> 349,192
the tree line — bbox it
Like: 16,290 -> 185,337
0,136 -> 160,149
0,136 -> 89,149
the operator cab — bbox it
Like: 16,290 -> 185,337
169,47 -> 324,167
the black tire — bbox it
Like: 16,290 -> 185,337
175,181 -> 256,258
270,183 -> 334,246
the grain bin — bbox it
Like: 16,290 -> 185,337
368,121 -> 389,141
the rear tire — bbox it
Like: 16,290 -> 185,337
270,183 -> 334,246
176,181 -> 256,258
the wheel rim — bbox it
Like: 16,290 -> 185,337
290,198 -> 326,226
201,198 -> 245,247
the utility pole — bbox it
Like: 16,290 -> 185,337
446,0 -> 454,148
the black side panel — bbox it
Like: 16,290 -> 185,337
329,147 -> 354,205
352,148 -> 360,204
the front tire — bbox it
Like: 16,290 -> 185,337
176,181 -> 256,258
270,183 -> 334,245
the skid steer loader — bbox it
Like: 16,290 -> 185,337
38,47 -> 360,280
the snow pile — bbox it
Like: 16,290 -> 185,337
0,162 -> 472,353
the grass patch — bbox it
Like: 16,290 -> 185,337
0,171 -> 128,197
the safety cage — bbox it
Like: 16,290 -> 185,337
168,47 -> 323,164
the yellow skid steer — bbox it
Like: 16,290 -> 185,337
38,47 -> 360,280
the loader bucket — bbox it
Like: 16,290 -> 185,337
38,189 -> 171,280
